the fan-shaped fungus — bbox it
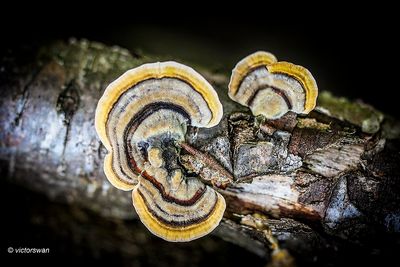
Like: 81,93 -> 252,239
95,62 -> 225,242
229,51 -> 318,119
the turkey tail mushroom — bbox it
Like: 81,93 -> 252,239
95,62 -> 225,242
228,51 -> 318,120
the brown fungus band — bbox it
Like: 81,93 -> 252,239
229,51 -> 318,119
95,62 -> 225,242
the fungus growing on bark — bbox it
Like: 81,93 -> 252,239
95,61 -> 225,241
229,51 -> 318,119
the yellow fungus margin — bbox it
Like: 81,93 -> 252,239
267,62 -> 318,113
132,188 -> 226,242
228,51 -> 277,97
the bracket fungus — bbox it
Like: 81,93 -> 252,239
228,51 -> 318,120
95,61 -> 225,242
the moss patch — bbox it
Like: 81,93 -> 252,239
297,118 -> 331,131
39,38 -> 151,91
317,91 -> 384,134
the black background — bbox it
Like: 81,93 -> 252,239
2,6 -> 399,117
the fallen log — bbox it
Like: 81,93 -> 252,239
1,39 -> 399,266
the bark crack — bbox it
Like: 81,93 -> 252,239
13,68 -> 41,127
56,80 -> 80,157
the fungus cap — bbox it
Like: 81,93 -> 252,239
228,51 -> 318,119
95,61 -> 225,242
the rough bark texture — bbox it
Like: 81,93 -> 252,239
1,39 -> 399,266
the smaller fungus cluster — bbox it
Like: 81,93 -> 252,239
229,51 -> 318,119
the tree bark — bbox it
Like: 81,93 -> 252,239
1,39 -> 399,266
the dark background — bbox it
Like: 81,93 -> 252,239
2,8 -> 399,117
1,6 -> 399,267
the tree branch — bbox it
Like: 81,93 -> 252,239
1,39 -> 399,266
